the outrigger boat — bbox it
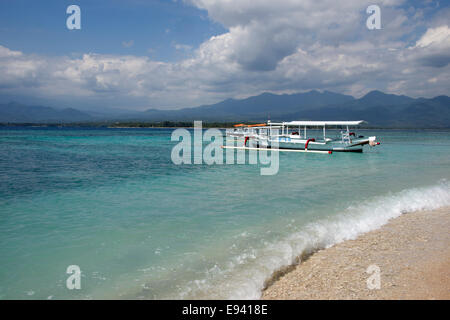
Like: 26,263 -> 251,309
225,120 -> 380,153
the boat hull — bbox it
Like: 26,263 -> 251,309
249,138 -> 369,152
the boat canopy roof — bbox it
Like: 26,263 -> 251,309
233,123 -> 267,127
269,120 -> 365,126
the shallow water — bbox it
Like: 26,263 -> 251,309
0,127 -> 449,299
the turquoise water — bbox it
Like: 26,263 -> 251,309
1,127 -> 450,299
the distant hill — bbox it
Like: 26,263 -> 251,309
283,94 -> 450,127
131,90 -> 449,127
1,90 -> 449,127
0,102 -> 93,123
349,90 -> 415,109
172,90 -> 355,120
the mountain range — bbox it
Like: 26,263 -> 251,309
1,90 -> 449,127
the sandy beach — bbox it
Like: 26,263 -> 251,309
262,206 -> 450,300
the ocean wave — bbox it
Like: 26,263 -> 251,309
178,179 -> 450,299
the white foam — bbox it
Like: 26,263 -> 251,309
178,180 -> 450,299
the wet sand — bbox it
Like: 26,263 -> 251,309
262,206 -> 450,300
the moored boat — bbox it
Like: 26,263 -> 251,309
226,120 -> 380,153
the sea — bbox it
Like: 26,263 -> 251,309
0,127 -> 449,299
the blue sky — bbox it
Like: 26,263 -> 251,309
0,0 -> 226,60
0,0 -> 449,111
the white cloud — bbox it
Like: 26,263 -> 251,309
409,25 -> 450,67
0,1 -> 449,109
414,25 -> 450,48
187,0 -> 368,71
0,45 -> 22,58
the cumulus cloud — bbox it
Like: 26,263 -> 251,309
415,25 -> 450,47
187,0 -> 411,71
0,1 -> 449,109
409,25 -> 450,67
0,45 -> 22,58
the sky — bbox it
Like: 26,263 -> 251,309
0,0 -> 449,111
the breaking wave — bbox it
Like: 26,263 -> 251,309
177,179 -> 450,299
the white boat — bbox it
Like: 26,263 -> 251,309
226,120 -> 380,153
